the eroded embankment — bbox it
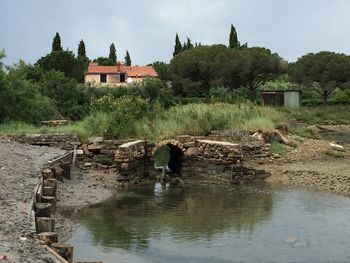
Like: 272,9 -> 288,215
0,141 -> 65,262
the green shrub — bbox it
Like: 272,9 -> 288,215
269,140 -> 286,155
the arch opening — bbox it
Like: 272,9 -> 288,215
166,144 -> 183,175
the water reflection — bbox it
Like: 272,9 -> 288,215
66,183 -> 273,249
66,183 -> 350,262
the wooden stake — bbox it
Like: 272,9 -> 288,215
42,168 -> 54,180
42,196 -> 56,213
43,178 -> 58,193
43,186 -> 55,197
61,162 -> 71,180
35,202 -> 52,217
36,217 -> 55,233
51,243 -> 74,263
52,166 -> 64,182
38,232 -> 58,246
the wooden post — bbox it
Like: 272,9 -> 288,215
42,196 -> 56,213
43,178 -> 58,193
61,162 -> 71,180
52,166 -> 64,182
42,168 -> 54,180
43,186 -> 55,197
35,203 -> 52,217
36,217 -> 55,233
38,232 -> 58,246
51,243 -> 74,263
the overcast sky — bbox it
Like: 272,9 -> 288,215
1,0 -> 350,66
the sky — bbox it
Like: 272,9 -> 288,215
1,0 -> 350,66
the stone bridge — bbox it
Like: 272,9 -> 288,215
115,135 -> 270,186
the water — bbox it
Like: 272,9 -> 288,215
319,131 -> 350,144
65,183 -> 350,263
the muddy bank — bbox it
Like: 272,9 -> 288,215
54,167 -> 116,242
0,141 -> 65,263
258,138 -> 350,196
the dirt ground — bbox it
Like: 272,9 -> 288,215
0,141 -> 65,263
254,137 -> 350,196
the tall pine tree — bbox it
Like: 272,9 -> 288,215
109,43 -> 117,63
124,50 -> 131,66
52,32 -> 63,52
173,33 -> 182,57
229,24 -> 240,48
77,39 -> 86,58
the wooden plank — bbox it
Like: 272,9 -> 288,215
45,245 -> 70,263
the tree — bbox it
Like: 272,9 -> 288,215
186,37 -> 194,50
169,44 -> 284,99
109,43 -> 117,63
151,61 -> 171,80
125,50 -> 131,66
52,32 -> 63,52
77,39 -> 86,58
39,70 -> 91,120
229,24 -> 240,49
239,47 -> 285,100
289,51 -> 350,105
0,56 -> 58,124
93,57 -> 115,66
173,33 -> 182,57
36,50 -> 86,83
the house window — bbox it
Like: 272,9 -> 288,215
120,73 -> 126,83
100,74 -> 107,83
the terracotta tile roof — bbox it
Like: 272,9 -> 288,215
86,63 -> 158,78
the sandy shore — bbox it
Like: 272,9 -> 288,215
0,141 -> 65,263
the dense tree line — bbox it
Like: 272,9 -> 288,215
2,25 -> 350,127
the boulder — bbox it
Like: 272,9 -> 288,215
187,147 -> 199,156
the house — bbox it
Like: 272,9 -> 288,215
85,62 -> 158,86
260,90 -> 301,108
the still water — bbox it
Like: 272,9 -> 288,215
66,182 -> 350,263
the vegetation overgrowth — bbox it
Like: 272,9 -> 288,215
1,25 -> 350,141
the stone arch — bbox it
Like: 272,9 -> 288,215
152,140 -> 186,175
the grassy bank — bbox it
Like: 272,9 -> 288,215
282,105 -> 350,125
0,103 -> 283,141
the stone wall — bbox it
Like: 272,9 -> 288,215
0,134 -> 80,150
115,140 -> 149,184
115,136 -> 270,185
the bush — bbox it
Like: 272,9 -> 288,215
269,140 -> 286,155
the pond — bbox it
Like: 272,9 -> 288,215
65,182 -> 350,263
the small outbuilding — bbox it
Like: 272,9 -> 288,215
260,90 -> 301,108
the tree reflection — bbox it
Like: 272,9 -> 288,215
70,183 -> 274,250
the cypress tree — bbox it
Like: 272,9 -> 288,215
77,39 -> 86,58
229,24 -> 240,48
173,33 -> 182,57
186,37 -> 193,49
109,43 -> 117,63
52,32 -> 63,52
124,50 -> 131,66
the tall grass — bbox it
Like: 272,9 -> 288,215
133,103 -> 282,140
0,103 -> 283,141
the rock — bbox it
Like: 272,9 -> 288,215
76,149 -> 84,155
84,162 -> 92,168
273,153 -> 281,159
176,135 -> 192,144
285,236 -> 298,244
252,132 -> 264,141
187,147 -> 199,156
330,143 -> 345,152
88,136 -> 103,144
263,130 -> 290,145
